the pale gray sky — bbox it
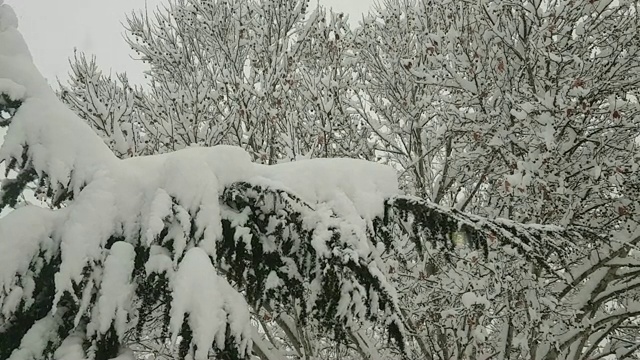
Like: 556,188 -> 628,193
6,0 -> 376,86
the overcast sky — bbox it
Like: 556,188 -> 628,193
6,0 -> 376,86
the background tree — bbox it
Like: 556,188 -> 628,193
356,0 -> 640,225
61,55 -> 144,158
354,0 -> 640,358
61,0 -> 373,163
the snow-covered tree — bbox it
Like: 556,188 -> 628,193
59,55 -> 144,159
59,1 -> 381,356
0,4 -> 406,358
0,3 -> 616,360
356,0 -> 640,226
61,0 -> 372,163
40,0 -> 640,358
353,0 -> 640,358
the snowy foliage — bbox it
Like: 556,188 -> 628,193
355,0 -> 640,226
5,0 -> 640,359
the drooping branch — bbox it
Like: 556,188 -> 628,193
379,196 -> 595,273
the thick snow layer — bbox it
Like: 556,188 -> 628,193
0,2 -> 17,30
255,158 -> 399,221
8,312 -> 62,360
170,248 -> 252,360
95,242 -> 135,339
54,176 -> 119,311
0,78 -> 25,101
53,332 -> 88,360
0,206 -> 59,309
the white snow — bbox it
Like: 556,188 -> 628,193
0,206 -> 58,310
265,271 -> 284,290
94,242 -> 135,339
2,285 -> 22,318
53,332 -> 87,360
461,291 -> 490,309
255,156 -> 399,221
53,176 -> 118,310
8,313 -> 61,360
144,245 -> 174,276
170,248 -> 252,360
510,108 -> 527,120
144,188 -> 173,246
0,78 -> 25,101
0,3 -> 18,31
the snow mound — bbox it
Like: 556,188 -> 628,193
0,78 -> 25,100
255,157 -> 399,221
